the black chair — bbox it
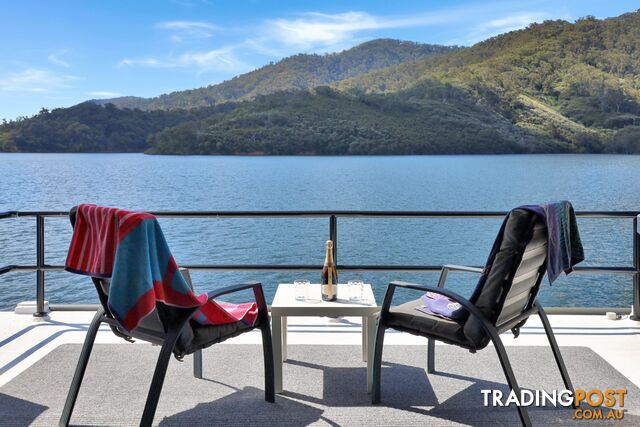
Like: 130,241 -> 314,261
372,208 -> 575,427
60,207 -> 274,427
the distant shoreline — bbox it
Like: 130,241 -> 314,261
3,13 -> 640,156
2,151 -> 639,156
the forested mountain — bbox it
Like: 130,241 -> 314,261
94,39 -> 457,110
336,12 -> 640,151
2,11 -> 640,154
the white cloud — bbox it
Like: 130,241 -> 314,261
177,48 -> 239,70
119,57 -> 178,68
48,51 -> 71,68
265,12 -> 377,48
262,9 -> 557,51
118,7 -> 558,75
263,11 -> 459,50
87,91 -> 122,98
121,9 -> 470,74
156,20 -> 216,31
481,12 -> 548,33
0,68 -> 76,93
155,20 -> 218,41
120,46 -> 251,74
459,12 -> 552,45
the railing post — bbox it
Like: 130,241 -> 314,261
632,216 -> 640,321
34,214 -> 47,317
329,215 -> 337,262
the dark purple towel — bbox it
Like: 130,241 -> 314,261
416,292 -> 467,320
519,201 -> 584,283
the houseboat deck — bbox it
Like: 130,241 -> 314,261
0,309 -> 639,426
2,311 -> 640,388
1,209 -> 639,425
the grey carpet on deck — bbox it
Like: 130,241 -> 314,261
0,344 -> 638,426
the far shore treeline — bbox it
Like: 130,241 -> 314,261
1,12 -> 640,155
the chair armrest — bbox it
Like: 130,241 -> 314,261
205,281 -> 263,301
183,270 -> 261,306
442,264 -> 484,274
437,264 -> 484,288
380,281 -> 492,330
205,281 -> 269,322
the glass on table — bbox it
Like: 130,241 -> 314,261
348,280 -> 364,302
293,279 -> 310,301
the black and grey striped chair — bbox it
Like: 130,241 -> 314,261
372,208 -> 576,426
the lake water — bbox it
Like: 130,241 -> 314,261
0,153 -> 639,310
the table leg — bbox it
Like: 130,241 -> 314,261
272,313 -> 283,393
367,314 -> 377,393
282,316 -> 288,362
362,316 -> 367,362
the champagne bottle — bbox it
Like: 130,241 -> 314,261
321,240 -> 338,301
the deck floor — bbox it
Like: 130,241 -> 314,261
1,310 -> 639,389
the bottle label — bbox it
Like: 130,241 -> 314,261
322,284 -> 336,297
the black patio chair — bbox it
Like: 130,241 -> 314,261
60,207 -> 274,427
372,208 -> 576,427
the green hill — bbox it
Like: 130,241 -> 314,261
94,39 -> 457,110
147,11 -> 640,154
3,11 -> 640,154
335,12 -> 640,151
0,102 -> 224,152
147,84 -> 557,155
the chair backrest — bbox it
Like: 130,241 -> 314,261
463,208 -> 548,346
69,206 -> 176,345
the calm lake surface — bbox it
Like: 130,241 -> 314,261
1,153 -> 639,310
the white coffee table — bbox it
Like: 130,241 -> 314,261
271,283 -> 379,394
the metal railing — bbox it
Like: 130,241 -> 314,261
1,209 -> 639,319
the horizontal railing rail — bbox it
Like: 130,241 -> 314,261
2,210 -> 639,218
1,209 -> 639,318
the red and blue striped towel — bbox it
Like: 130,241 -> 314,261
65,204 -> 258,332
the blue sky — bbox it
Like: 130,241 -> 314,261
0,0 -> 637,120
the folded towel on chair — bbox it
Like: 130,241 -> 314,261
416,292 -> 466,321
519,200 -> 584,283
65,204 -> 258,332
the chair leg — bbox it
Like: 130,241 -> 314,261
427,338 -> 435,373
260,322 -> 275,403
140,330 -> 182,427
193,349 -> 203,379
371,322 -> 387,404
537,305 -> 576,408
59,307 -> 105,427
492,336 -> 532,427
